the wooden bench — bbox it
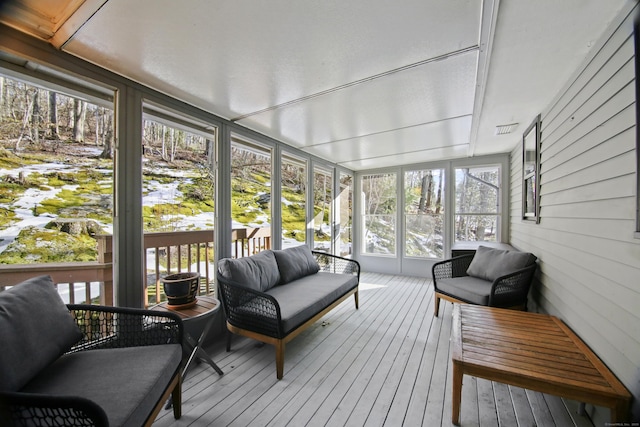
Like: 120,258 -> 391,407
451,305 -> 631,425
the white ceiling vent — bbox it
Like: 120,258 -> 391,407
494,123 -> 519,135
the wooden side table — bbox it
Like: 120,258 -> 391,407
151,295 -> 224,378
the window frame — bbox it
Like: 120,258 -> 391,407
522,114 -> 541,224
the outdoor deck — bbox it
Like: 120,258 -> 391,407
153,273 -> 595,427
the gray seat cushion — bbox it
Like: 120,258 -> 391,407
218,250 -> 281,292
273,245 -> 320,284
266,272 -> 358,333
466,246 -> 537,281
21,344 -> 182,427
436,276 -> 494,306
0,275 -> 82,392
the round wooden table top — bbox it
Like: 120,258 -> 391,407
150,294 -> 220,321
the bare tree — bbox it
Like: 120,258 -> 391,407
15,88 -> 36,151
48,92 -> 58,139
99,110 -> 113,159
72,98 -> 85,142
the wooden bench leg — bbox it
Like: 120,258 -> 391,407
276,341 -> 285,380
611,400 -> 630,423
434,293 -> 441,317
452,361 -> 463,425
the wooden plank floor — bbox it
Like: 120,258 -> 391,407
154,273 -> 596,427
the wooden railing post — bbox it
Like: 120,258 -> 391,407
96,235 -> 113,307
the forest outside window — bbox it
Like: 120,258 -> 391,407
454,165 -> 500,242
361,173 -> 397,255
404,168 -> 445,259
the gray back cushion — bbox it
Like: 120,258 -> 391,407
0,275 -> 82,392
273,245 -> 320,284
217,250 -> 281,292
466,245 -> 537,282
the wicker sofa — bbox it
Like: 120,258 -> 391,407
217,245 -> 360,379
0,275 -> 184,427
432,245 -> 537,316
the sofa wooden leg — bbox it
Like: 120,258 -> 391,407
226,330 -> 232,352
434,294 -> 441,317
354,291 -> 359,309
276,341 -> 285,380
172,376 -> 182,419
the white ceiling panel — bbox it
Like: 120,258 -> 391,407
237,50 -> 478,151
341,144 -> 470,171
301,116 -> 472,166
61,0 -> 481,121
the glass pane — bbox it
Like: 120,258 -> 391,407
524,176 -> 536,216
230,137 -> 272,257
454,214 -> 498,242
404,169 -> 444,258
281,153 -> 306,248
142,118 -> 216,304
455,166 -> 499,214
338,172 -> 353,257
361,173 -> 396,255
0,76 -> 114,304
313,166 -> 332,252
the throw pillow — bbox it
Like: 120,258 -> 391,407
217,250 -> 281,292
466,246 -> 536,282
0,275 -> 82,392
273,245 -> 320,284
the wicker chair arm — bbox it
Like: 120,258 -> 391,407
432,255 -> 474,288
489,263 -> 537,307
312,251 -> 360,279
0,391 -> 109,427
66,304 -> 183,353
217,276 -> 283,338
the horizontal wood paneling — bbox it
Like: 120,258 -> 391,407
509,3 -> 640,424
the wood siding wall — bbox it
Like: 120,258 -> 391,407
509,4 -> 640,423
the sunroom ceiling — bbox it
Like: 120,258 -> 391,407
0,0 -> 630,170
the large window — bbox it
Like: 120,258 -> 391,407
361,173 -> 397,255
0,74 -> 114,303
230,137 -> 272,256
404,168 -> 445,258
313,165 -> 332,252
454,165 -> 500,242
141,114 -> 216,304
281,152 -> 307,248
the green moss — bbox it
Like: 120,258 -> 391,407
0,226 -> 97,264
0,207 -> 17,229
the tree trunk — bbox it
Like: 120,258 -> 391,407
15,89 -> 36,151
72,99 -> 85,142
48,92 -> 58,139
31,88 -> 40,143
99,110 -> 113,159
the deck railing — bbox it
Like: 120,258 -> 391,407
0,227 -> 271,307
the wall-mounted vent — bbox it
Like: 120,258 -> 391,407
495,123 -> 519,135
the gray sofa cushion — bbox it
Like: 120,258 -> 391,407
0,275 -> 82,392
273,245 -> 320,284
466,246 -> 536,281
21,344 -> 182,427
437,276 -> 494,306
218,250 -> 281,292
266,272 -> 357,333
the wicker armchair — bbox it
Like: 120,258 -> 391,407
0,276 -> 184,427
432,246 -> 537,316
